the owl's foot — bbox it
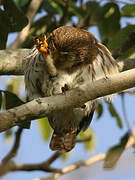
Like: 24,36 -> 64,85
61,84 -> 70,93
34,34 -> 49,56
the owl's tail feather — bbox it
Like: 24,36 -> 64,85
50,130 -> 77,152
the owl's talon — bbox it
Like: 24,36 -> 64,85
61,84 -> 70,93
81,104 -> 86,109
49,74 -> 57,81
34,34 -> 49,55
105,75 -> 109,79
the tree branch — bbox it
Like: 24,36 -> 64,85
2,127 -> 23,164
0,137 -> 91,177
0,160 -> 61,177
34,127 -> 135,180
45,152 -> 62,165
9,0 -> 43,49
0,49 -> 29,75
0,68 -> 135,132
39,154 -> 106,180
0,127 -> 134,179
0,49 -> 135,75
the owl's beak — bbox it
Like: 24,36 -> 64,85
34,34 -> 49,56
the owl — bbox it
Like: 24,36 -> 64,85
24,26 -> 119,152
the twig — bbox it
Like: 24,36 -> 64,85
9,0 -> 43,49
0,161 -> 61,177
0,135 -> 91,177
39,154 -> 105,180
2,127 -> 23,164
35,127 -> 135,180
45,152 -> 62,165
0,127 -> 135,179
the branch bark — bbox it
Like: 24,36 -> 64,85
0,49 -> 29,75
1,68 -> 135,132
0,49 -> 135,75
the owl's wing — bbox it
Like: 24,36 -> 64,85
77,102 -> 96,134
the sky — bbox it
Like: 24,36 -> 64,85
1,2 -> 135,180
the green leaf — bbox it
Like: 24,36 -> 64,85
104,132 -> 130,168
108,25 -> 135,51
38,117 -> 52,141
4,91 -> 30,128
121,45 -> 135,59
0,0 -> 28,48
15,0 -> 30,6
42,0 -> 59,14
96,103 -> 103,119
61,152 -> 70,161
0,9 -> 8,49
85,1 -> 100,22
107,102 -> 123,129
79,128 -> 95,152
95,2 -> 120,43
70,5 -> 86,18
122,4 -> 135,17
4,129 -> 13,143
86,1 -> 99,16
4,91 -> 24,109
1,0 -> 28,32
0,91 -> 2,109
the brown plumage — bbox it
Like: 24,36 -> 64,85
24,26 -> 119,152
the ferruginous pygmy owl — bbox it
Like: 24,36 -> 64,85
24,26 -> 119,152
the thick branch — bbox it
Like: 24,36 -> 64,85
0,68 -> 135,132
0,49 -> 135,75
0,49 -> 29,75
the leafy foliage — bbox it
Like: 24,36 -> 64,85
0,90 -> 30,128
79,128 -> 95,152
108,25 -> 135,58
96,103 -> 104,119
4,90 -> 24,109
0,0 -> 28,49
104,132 -> 130,168
95,2 -> 120,44
38,117 -> 52,141
106,102 -> 123,129
122,4 -> 135,17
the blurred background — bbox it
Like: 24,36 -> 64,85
0,0 -> 135,179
